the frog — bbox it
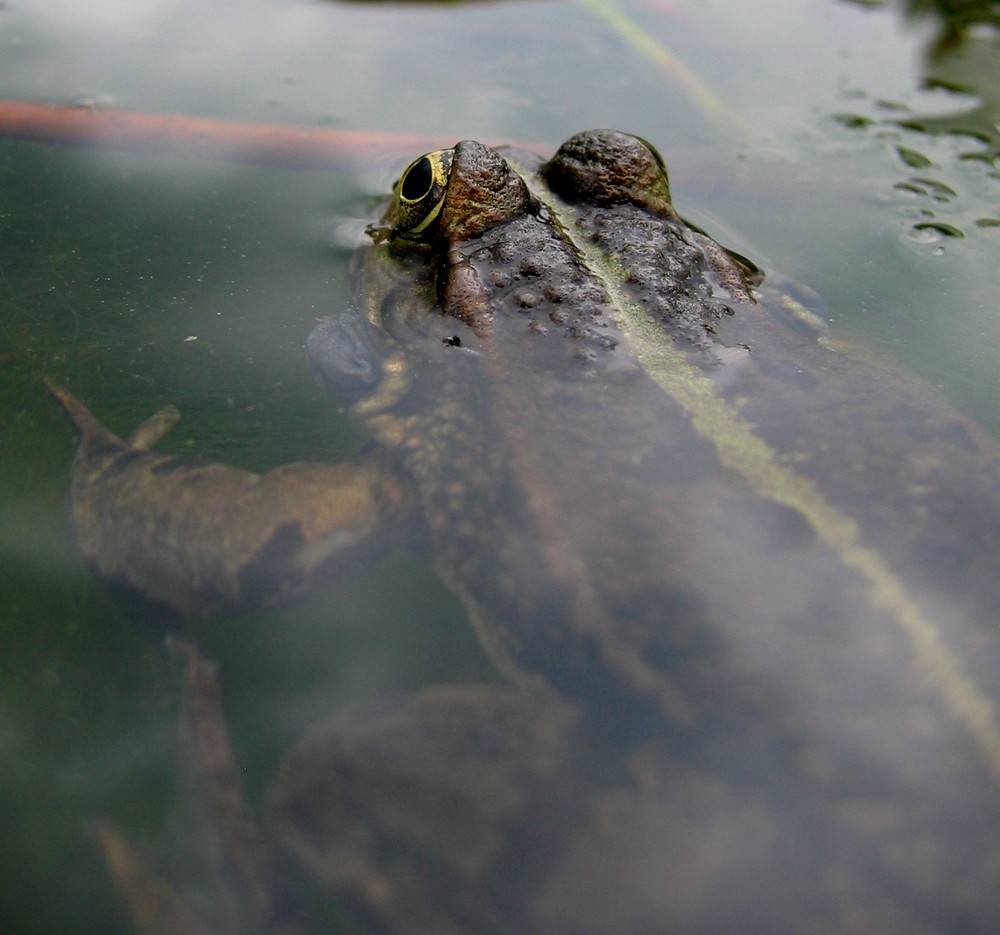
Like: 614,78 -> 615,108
47,130 -> 1000,933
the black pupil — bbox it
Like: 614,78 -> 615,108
400,157 -> 433,202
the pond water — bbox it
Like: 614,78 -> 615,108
2,1 -> 1000,933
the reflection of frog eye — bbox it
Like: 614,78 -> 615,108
394,149 -> 454,238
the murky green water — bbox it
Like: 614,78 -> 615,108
2,1 -> 1000,932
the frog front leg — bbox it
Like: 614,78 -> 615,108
45,379 -> 413,618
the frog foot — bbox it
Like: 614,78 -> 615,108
91,638 -> 308,935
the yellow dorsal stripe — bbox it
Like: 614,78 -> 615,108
521,165 -> 1000,783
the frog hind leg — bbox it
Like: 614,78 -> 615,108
44,379 -> 413,618
92,639 -> 308,935
91,820 -> 216,935
265,681 -> 585,935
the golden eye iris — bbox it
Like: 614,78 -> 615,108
394,148 -> 454,238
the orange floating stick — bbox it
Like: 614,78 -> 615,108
0,99 -> 470,169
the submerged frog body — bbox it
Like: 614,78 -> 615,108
49,130 -> 1000,934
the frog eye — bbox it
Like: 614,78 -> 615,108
541,130 -> 675,218
393,149 -> 454,238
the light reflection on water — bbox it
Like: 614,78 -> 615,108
2,1 -> 1000,933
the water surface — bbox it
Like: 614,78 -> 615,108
2,1 -> 999,932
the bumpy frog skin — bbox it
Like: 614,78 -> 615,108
48,131 -> 1000,934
